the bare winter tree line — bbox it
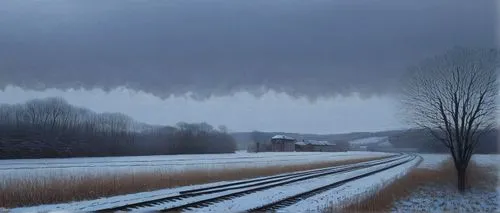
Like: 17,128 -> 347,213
0,97 -> 236,159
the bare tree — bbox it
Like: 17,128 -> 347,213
0,104 -> 13,124
250,130 -> 267,152
401,47 -> 498,192
44,97 -> 71,130
218,125 -> 228,133
0,96 -> 237,158
25,99 -> 42,127
13,103 -> 28,127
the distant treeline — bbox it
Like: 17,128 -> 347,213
234,129 -> 498,154
0,97 -> 236,159
389,129 -> 498,154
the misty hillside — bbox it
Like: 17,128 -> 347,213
232,129 -> 499,154
231,130 -> 405,150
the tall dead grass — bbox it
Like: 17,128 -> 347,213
326,157 -> 498,213
0,156 -> 388,208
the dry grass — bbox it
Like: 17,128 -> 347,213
326,157 -> 498,213
0,156 -> 389,208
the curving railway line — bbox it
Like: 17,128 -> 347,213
94,153 -> 418,212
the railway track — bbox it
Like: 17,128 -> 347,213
248,154 -> 419,212
95,154 -> 415,212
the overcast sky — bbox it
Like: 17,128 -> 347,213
0,0 -> 497,134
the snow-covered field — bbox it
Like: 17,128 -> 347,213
0,151 -> 392,182
394,153 -> 500,213
7,155 -> 415,213
418,153 -> 500,169
7,153 -> 496,212
191,155 -> 418,213
392,185 -> 500,213
349,137 -> 389,146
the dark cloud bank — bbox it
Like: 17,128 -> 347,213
0,0 -> 497,100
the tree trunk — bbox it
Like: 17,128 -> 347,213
457,166 -> 467,192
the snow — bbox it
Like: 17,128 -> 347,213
271,135 -> 296,140
7,154 -> 401,212
418,154 -> 500,169
280,155 -> 421,212
8,181 -> 225,213
188,155 -> 417,212
295,142 -> 307,146
472,154 -> 500,167
394,153 -> 500,213
392,185 -> 499,213
377,141 -> 393,147
349,137 -> 389,145
298,140 -> 333,146
417,154 -> 449,169
0,151 -> 392,183
8,153 -> 495,213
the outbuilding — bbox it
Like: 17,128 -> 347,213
295,140 -> 337,152
270,135 -> 296,152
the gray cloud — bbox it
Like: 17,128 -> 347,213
0,0 -> 497,100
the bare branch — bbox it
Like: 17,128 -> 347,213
400,47 -> 498,191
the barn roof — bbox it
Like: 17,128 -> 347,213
296,140 -> 335,146
271,135 -> 296,140
295,141 -> 307,146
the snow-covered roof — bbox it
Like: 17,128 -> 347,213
296,140 -> 334,146
295,141 -> 307,146
377,141 -> 393,147
349,136 -> 389,145
271,135 -> 296,141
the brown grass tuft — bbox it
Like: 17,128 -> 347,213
326,157 -> 498,213
0,156 -> 389,208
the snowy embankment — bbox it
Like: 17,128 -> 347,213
393,154 -> 500,213
0,151 -> 391,183
191,155 -> 418,213
279,155 -> 421,212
